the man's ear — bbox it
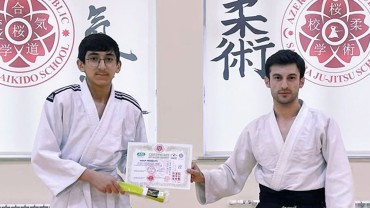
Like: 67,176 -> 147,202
299,77 -> 305,88
264,76 -> 270,88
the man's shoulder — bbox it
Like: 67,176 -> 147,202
305,105 -> 332,121
244,112 -> 272,130
254,111 -> 272,123
46,84 -> 81,102
113,90 -> 142,111
301,100 -> 331,119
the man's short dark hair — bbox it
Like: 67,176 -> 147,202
264,49 -> 306,78
78,33 -> 120,63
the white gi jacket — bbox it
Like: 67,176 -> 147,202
196,100 -> 354,208
31,80 -> 147,208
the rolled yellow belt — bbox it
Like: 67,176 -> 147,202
118,181 -> 168,203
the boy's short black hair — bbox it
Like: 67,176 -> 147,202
78,33 -> 120,63
264,50 -> 306,78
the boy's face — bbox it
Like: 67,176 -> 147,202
77,50 -> 121,88
264,63 -> 304,105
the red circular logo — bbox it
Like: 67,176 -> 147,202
282,0 -> 370,87
155,144 -> 164,152
147,175 -> 155,182
0,0 -> 74,88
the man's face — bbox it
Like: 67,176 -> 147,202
264,63 -> 304,105
77,51 -> 121,88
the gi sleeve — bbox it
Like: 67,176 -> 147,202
196,127 -> 257,204
31,99 -> 86,196
322,118 -> 355,208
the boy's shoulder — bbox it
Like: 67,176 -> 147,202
46,84 -> 81,102
113,90 -> 142,111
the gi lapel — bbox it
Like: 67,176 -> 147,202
269,102 -> 309,190
78,80 -> 115,165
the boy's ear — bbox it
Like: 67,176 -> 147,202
77,59 -> 85,72
116,61 -> 122,73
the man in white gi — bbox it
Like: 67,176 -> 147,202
31,33 -> 147,208
187,50 -> 354,208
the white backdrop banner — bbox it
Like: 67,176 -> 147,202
0,0 -> 156,156
204,0 -> 370,156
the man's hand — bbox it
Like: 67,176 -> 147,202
79,169 -> 124,194
186,162 -> 205,183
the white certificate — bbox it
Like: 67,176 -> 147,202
125,142 -> 192,190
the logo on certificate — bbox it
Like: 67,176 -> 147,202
282,0 -> 370,87
0,0 -> 74,88
155,144 -> 164,152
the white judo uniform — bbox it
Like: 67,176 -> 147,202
31,80 -> 147,208
196,100 -> 354,208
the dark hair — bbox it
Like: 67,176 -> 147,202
264,49 -> 305,78
78,33 -> 120,63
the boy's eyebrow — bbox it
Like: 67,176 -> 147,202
86,51 -> 115,56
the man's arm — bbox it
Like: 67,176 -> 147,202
322,119 -> 355,208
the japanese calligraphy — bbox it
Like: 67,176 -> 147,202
86,5 -> 137,61
212,0 -> 275,80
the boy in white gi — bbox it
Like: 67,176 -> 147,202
31,33 -> 147,208
187,50 -> 354,208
